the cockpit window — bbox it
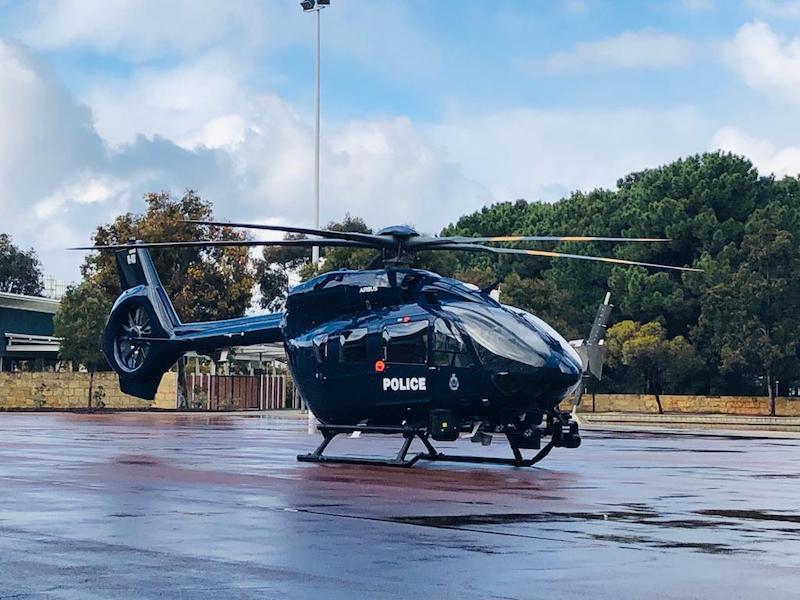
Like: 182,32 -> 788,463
383,321 -> 428,364
443,302 -> 549,368
507,306 -> 582,365
339,328 -> 368,363
432,318 -> 474,368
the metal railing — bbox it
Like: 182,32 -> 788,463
188,373 -> 290,411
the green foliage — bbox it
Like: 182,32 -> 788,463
109,150 -> 797,400
92,385 -> 106,410
192,385 -> 208,409
448,151 -> 800,396
606,320 -> 698,412
500,273 -> 580,339
81,191 -> 254,321
53,280 -> 111,372
695,219 -> 800,408
32,382 -> 47,409
317,214 -> 379,275
0,233 -> 44,296
255,214 -> 376,309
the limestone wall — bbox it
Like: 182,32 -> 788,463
0,371 -> 177,410
563,393 -> 800,416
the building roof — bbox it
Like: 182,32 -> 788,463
0,291 -> 60,314
4,332 -> 61,353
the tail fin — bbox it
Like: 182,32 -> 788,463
570,292 -> 613,408
115,246 -> 181,328
102,246 -> 183,400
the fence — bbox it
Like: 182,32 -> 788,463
189,374 -> 292,411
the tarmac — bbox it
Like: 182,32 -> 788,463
1,412 -> 800,599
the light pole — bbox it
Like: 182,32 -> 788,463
301,0 -> 329,266
301,0 -> 329,430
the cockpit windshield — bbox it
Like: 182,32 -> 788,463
443,302 -> 550,367
506,305 -> 582,365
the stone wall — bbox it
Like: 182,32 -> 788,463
563,393 -> 800,417
0,371 -> 177,410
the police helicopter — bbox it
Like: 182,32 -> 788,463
73,222 -> 700,468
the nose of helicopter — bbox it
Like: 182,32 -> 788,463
491,339 -> 583,399
553,346 -> 583,388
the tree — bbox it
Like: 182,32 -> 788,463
255,214 -> 383,309
53,281 -> 111,410
0,233 -> 44,296
255,233 -> 311,311
606,320 -> 696,414
319,214 -> 376,273
445,152 -> 800,398
696,221 -> 800,415
81,191 -> 254,321
499,273 -> 581,339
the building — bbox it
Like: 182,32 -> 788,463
0,291 -> 61,371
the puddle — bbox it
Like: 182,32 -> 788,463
387,511 -> 654,527
698,509 -> 800,524
114,456 -> 161,466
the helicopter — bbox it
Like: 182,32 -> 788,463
74,221 -> 700,468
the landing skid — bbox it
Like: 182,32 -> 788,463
297,424 -> 557,468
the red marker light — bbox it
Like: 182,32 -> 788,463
402,316 -> 411,323
375,360 -> 386,373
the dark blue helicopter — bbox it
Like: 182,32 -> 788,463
75,221 -> 700,468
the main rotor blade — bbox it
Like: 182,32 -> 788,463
69,238 -> 374,251
411,235 -> 670,248
185,220 -> 394,248
430,243 -> 703,273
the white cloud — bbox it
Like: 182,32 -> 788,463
17,0 -> 295,61
725,21 -> 800,105
34,173 -> 132,220
87,54 -> 253,148
712,126 -> 800,177
0,38 -> 248,279
220,99 -> 491,232
13,0 -> 439,86
0,32 -> 727,285
746,0 -> 800,19
0,39 -> 104,225
535,30 -> 696,72
432,107 -> 713,202
0,37 -> 488,282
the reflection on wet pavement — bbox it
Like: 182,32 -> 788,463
1,413 -> 799,599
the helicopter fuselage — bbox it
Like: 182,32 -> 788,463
283,268 -> 582,429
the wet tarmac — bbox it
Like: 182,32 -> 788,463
1,413 -> 800,599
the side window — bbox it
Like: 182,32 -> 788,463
339,328 -> 368,363
383,321 -> 428,364
432,318 -> 473,368
313,334 -> 329,363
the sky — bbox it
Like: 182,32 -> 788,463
1,0 -> 800,283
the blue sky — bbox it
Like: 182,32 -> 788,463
1,0 -> 799,282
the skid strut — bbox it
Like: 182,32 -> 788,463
297,424 -> 559,469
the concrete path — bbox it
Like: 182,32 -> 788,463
580,411 -> 800,432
